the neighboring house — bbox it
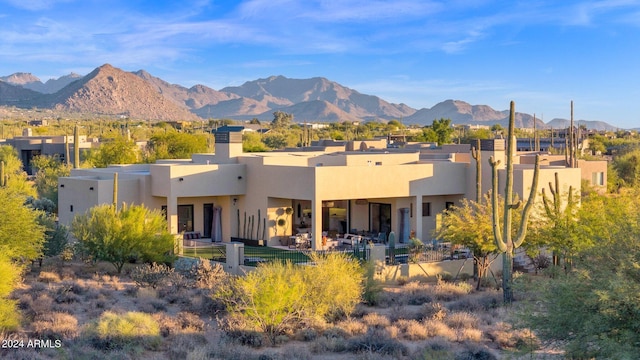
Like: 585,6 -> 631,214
3,133 -> 96,175
58,134 -> 590,250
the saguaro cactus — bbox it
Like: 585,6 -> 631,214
0,160 -> 5,187
73,124 -> 80,169
471,139 -> 482,203
542,172 -> 576,268
113,172 -> 118,209
489,101 -> 540,303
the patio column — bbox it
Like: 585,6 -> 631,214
311,198 -> 323,251
414,195 -> 423,241
167,196 -> 178,234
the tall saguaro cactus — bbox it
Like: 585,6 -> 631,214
0,160 -> 5,187
542,172 -> 576,268
471,138 -> 482,203
113,172 -> 119,209
489,101 -> 540,303
73,124 -> 80,169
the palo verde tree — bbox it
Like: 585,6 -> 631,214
435,195 -> 497,290
535,172 -> 580,269
71,203 -> 175,273
489,101 -> 540,303
31,154 -> 71,210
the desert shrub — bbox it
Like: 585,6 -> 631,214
215,252 -> 363,343
188,258 -> 227,290
164,333 -> 208,360
54,283 -> 82,304
433,279 -> 473,301
85,311 -> 161,351
454,343 -> 497,360
218,316 -> 264,348
310,335 -> 348,354
423,320 -> 457,340
32,312 -> 78,339
38,271 -> 61,283
294,327 -> 318,342
130,262 -> 173,289
396,319 -> 428,340
361,313 -> 390,329
362,261 -> 383,306
336,318 -> 367,336
420,302 -> 448,321
486,322 -> 540,351
345,328 -> 408,356
418,337 -> 454,359
457,328 -> 483,342
445,311 -> 479,329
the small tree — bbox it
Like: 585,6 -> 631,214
71,203 -> 175,273
31,154 -> 70,209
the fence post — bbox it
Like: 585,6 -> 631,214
225,242 -> 245,275
368,244 -> 386,278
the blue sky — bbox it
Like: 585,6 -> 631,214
1,0 -> 639,128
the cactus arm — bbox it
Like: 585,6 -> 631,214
541,189 -> 554,219
489,156 -> 506,252
471,139 -> 482,203
514,154 -> 540,248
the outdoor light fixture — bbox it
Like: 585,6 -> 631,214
179,177 -> 184,182
89,187 -> 94,191
237,176 -> 243,180
233,198 -> 238,205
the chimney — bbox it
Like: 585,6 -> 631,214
214,132 -> 243,163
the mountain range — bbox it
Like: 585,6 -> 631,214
0,64 -> 620,130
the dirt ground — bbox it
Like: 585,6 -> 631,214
0,258 -> 565,360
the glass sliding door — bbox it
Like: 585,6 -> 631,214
369,203 -> 391,235
178,204 -> 194,233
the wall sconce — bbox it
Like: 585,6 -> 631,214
237,176 -> 243,180
233,198 -> 238,206
179,177 -> 184,182
60,184 -> 65,188
89,187 -> 94,191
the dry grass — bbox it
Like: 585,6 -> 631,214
5,260 -> 549,359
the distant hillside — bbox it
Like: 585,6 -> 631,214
45,64 -> 199,121
220,75 -> 416,121
1,72 -> 82,93
545,118 -> 619,132
0,65 -> 626,128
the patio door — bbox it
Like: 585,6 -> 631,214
369,203 -> 391,235
203,203 -> 214,238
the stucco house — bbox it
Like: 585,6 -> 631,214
58,133 -> 592,250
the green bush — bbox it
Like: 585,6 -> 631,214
0,255 -> 21,331
216,252 -> 363,344
85,311 -> 161,350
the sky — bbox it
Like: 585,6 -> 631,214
1,0 -> 640,128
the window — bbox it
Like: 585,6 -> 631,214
375,161 -> 382,166
178,205 -> 194,233
592,172 -> 604,186
422,202 -> 431,217
445,202 -> 455,210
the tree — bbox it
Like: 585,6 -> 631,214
0,187 -> 46,261
71,204 -> 175,273
530,172 -> 581,269
145,131 -> 208,161
31,154 -> 71,209
271,111 -> 293,128
88,136 -> 139,167
242,132 -> 268,152
489,101 -> 540,303
431,118 -> 454,145
435,196 -> 497,289
0,145 -> 36,197
523,191 -> 640,358
0,187 -> 46,330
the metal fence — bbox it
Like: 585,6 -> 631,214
181,242 -> 457,267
